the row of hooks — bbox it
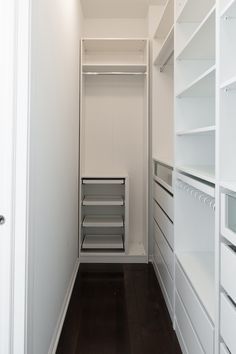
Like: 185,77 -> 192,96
176,180 -> 215,211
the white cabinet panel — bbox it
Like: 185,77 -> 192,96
176,261 -> 214,354
153,180 -> 174,221
153,200 -> 174,249
154,221 -> 174,278
175,291 -> 204,354
154,243 -> 173,310
221,293 -> 236,354
221,243 -> 236,304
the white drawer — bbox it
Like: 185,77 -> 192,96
221,293 -> 236,354
220,343 -> 230,354
176,261 -> 214,354
154,243 -> 173,309
153,201 -> 174,249
153,181 -> 173,221
175,291 -> 204,354
154,221 -> 174,278
221,243 -> 236,304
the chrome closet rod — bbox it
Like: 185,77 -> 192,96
160,50 -> 174,73
83,71 -> 147,76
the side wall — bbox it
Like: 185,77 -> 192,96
27,0 -> 83,353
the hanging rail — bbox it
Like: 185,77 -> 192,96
176,179 -> 215,211
160,50 -> 174,73
83,71 -> 147,76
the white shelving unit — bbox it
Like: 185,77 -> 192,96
80,38 -> 149,261
219,1 -> 236,352
174,1 -> 217,352
80,177 -> 128,253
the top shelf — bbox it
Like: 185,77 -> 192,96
176,6 -> 216,60
154,0 -> 174,39
176,0 -> 216,23
82,38 -> 148,52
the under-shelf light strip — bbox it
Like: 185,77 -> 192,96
176,180 -> 215,211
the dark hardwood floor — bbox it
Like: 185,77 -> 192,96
56,263 -> 182,354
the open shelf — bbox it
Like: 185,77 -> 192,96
154,26 -> 174,66
176,172 -> 215,197
177,0 -> 215,23
83,215 -> 124,228
177,252 -> 215,321
82,195 -> 124,206
221,76 -> 236,91
82,38 -> 147,52
176,65 -> 216,98
82,234 -> 124,251
221,181 -> 236,193
176,165 -> 215,184
83,64 -> 147,74
154,0 -> 174,39
82,179 -> 124,185
221,0 -> 236,17
176,126 -> 216,136
176,6 -> 215,60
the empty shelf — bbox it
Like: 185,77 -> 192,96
221,76 -> 236,91
177,0 -> 215,23
154,26 -> 174,67
82,179 -> 124,185
83,64 -> 147,74
221,0 -> 236,18
83,215 -> 124,228
176,65 -> 216,98
221,181 -> 236,193
176,126 -> 216,136
154,0 -> 174,39
83,195 -> 124,206
177,252 -> 215,321
82,234 -> 124,250
176,165 -> 215,184
176,6 -> 215,60
82,39 -> 147,52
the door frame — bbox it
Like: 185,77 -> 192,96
0,0 -> 31,353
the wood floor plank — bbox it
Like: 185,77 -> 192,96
56,263 -> 182,354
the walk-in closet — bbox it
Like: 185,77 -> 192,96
4,0 -> 236,353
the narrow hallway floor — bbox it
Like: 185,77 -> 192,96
56,263 -> 182,354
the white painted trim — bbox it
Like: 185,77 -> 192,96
11,0 -> 31,353
48,259 -> 80,354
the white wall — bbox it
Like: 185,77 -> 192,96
83,18 -> 147,38
27,0 -> 83,353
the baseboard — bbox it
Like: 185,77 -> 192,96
48,259 -> 80,354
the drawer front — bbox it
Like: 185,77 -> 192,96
221,243 -> 236,304
153,181 -> 173,221
176,261 -> 214,354
220,343 -> 230,354
175,291 -> 204,354
154,243 -> 173,308
221,293 -> 236,354
153,201 -> 174,249
154,221 -> 174,278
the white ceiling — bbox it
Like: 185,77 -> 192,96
81,0 -> 165,19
